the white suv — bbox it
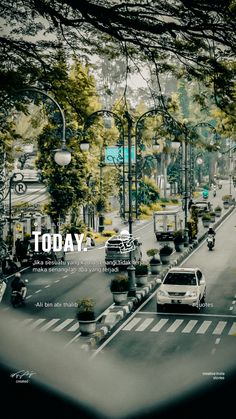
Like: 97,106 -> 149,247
156,267 -> 206,311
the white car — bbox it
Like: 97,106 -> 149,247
156,267 -> 206,311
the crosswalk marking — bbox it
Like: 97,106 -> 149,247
15,316 -> 236,337
182,320 -> 198,334
212,321 -> 227,335
122,317 -> 141,331
228,322 -> 236,336
150,319 -> 168,332
39,318 -> 60,332
166,319 -> 184,333
67,322 -> 80,332
28,318 -> 46,330
52,319 -> 74,332
135,318 -> 154,332
196,321 -> 212,334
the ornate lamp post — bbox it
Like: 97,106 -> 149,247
80,110 -> 136,296
0,87 -> 71,265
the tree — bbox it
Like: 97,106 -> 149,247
35,56 -> 102,228
0,1 -> 235,112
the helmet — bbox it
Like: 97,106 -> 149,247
14,272 -> 21,279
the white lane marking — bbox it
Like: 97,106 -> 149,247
166,319 -> 184,333
196,321 -> 212,334
135,318 -> 154,332
67,322 -> 80,332
139,311 -> 236,318
39,319 -> 60,331
64,332 -> 81,348
26,295 -> 32,299
28,318 -> 46,330
215,338 -> 221,345
52,319 -> 75,332
62,275 -> 68,278
228,323 -> 236,336
229,307 -> 233,310
212,321 -> 227,335
122,317 -> 142,331
2,307 -> 9,311
54,280 -> 60,283
211,348 -> 216,355
35,289 -> 42,294
182,320 -> 198,333
150,318 -> 168,332
44,285 -> 51,288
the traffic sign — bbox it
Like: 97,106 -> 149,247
14,181 -> 27,195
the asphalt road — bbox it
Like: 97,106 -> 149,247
92,207 -> 236,385
0,182 -> 233,347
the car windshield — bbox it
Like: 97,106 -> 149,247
164,272 -> 197,286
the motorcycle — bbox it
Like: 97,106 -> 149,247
213,190 -> 216,197
11,280 -> 28,308
3,254 -> 19,275
207,235 -> 215,251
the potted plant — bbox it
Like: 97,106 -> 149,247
110,274 -> 129,305
159,244 -> 173,265
77,298 -> 96,335
214,205 -> 222,217
173,230 -> 184,252
146,249 -> 161,274
202,213 -> 211,228
222,194 -> 230,209
209,211 -> 216,222
135,264 -> 148,285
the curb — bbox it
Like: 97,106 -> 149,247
77,205 -> 235,350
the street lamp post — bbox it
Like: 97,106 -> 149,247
81,109 -> 136,296
0,87 -> 71,264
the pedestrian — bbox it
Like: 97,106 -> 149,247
188,198 -> 193,211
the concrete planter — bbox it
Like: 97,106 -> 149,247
136,275 -> 148,286
210,216 -> 215,223
112,291 -> 128,305
174,243 -> 184,252
223,202 -> 230,209
215,211 -> 221,217
160,255 -> 171,265
150,264 -> 161,274
79,320 -> 97,335
202,219 -> 211,228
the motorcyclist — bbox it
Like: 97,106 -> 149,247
207,227 -> 216,245
11,272 -> 27,299
212,184 -> 216,196
202,188 -> 209,199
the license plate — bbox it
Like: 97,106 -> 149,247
172,300 -> 182,304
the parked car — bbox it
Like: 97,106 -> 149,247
105,232 -> 142,268
156,267 -> 206,311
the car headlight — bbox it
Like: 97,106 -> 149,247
186,291 -> 198,297
157,289 -> 168,297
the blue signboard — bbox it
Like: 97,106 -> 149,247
105,146 -> 136,164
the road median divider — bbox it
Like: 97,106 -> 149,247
76,204 -> 235,351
